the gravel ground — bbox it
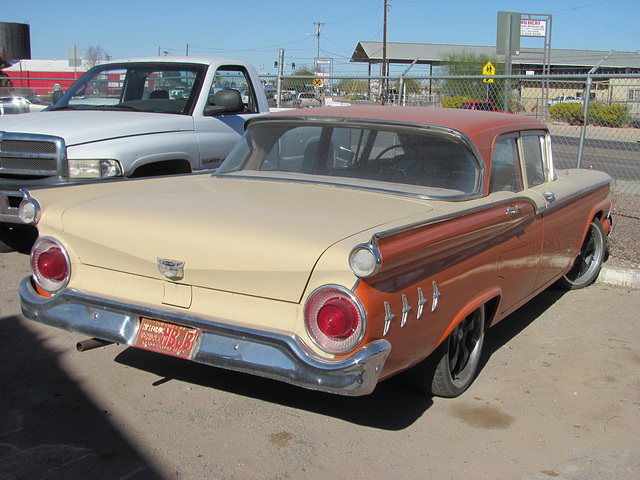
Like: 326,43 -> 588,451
2,252 -> 640,480
608,191 -> 640,270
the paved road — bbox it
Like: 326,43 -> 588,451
553,136 -> 640,181
1,251 -> 639,479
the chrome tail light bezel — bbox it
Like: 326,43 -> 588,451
304,285 -> 367,355
31,237 -> 71,293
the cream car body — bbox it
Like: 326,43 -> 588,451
20,107 -> 612,397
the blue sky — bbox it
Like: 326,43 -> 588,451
3,0 -> 639,75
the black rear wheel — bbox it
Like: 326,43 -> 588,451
405,306 -> 485,397
557,220 -> 606,290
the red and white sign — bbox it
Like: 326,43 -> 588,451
521,19 -> 547,37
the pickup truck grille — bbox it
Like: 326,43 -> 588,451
0,132 -> 65,177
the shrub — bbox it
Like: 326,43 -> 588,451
549,102 -> 631,127
442,95 -> 477,109
549,102 -> 583,125
588,103 -> 630,127
509,97 -> 525,113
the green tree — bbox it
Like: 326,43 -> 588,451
440,52 -> 510,111
390,77 -> 423,94
338,79 -> 369,97
283,66 -> 315,91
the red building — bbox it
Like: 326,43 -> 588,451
2,59 -> 86,98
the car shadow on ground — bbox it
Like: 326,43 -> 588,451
0,315 -> 163,480
477,286 -> 568,375
114,286 -> 569,432
0,225 -> 38,254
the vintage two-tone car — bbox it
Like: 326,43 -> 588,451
18,106 -> 612,397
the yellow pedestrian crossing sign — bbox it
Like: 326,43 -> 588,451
483,61 -> 495,83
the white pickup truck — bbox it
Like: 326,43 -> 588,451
0,56 -> 271,251
548,95 -> 584,106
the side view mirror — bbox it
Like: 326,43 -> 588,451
204,89 -> 244,116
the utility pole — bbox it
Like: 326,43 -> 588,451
381,0 -> 390,104
276,48 -> 284,108
314,21 -> 324,73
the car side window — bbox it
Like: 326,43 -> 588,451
521,135 -> 546,187
208,66 -> 257,113
489,137 -> 522,193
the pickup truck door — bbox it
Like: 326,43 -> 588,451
194,112 -> 255,169
194,66 -> 262,169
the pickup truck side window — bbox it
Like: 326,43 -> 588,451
521,134 -> 546,187
209,66 -> 258,113
489,137 -> 522,193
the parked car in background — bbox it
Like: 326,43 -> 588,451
459,101 -> 514,113
548,95 -> 584,106
267,91 -> 295,108
296,91 -> 321,108
0,56 -> 271,252
0,96 -> 30,115
19,106 -> 612,398
22,95 -> 53,112
0,95 -> 51,113
460,101 -> 498,112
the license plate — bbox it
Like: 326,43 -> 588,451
134,318 -> 199,359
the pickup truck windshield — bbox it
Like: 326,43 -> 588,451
52,63 -> 207,115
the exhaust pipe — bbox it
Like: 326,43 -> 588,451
76,338 -> 114,352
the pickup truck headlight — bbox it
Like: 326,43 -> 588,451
68,159 -> 123,178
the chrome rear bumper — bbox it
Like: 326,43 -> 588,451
19,277 -> 391,396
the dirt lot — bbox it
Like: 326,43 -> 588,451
608,191 -> 640,270
1,251 -> 639,480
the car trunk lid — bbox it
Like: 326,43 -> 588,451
59,175 -> 433,302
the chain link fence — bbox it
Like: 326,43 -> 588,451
267,72 -> 640,267
266,73 -> 640,192
3,70 -> 639,264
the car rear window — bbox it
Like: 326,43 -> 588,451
217,121 -> 483,199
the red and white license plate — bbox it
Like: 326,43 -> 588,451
134,317 -> 199,359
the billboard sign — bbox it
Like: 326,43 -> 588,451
496,12 -> 521,55
67,44 -> 82,67
521,19 -> 547,37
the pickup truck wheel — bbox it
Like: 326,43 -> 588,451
557,220 -> 606,290
405,306 -> 485,397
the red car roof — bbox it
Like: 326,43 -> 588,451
259,106 -> 547,160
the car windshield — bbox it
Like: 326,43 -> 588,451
217,120 -> 483,199
51,62 -> 207,115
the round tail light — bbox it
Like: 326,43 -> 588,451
31,237 -> 70,293
317,298 -> 358,338
304,285 -> 365,355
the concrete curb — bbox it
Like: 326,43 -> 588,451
597,265 -> 640,289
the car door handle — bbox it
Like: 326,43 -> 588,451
544,191 -> 556,203
506,205 -> 523,216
